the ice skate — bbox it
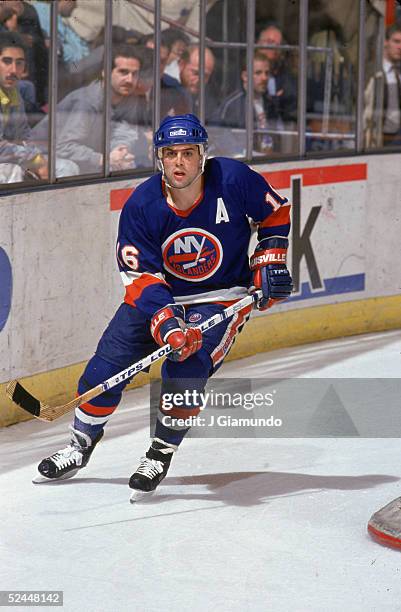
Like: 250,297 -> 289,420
33,426 -> 103,483
129,438 -> 177,502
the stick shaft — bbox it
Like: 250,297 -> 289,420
101,292 -> 257,392
6,292 -> 260,421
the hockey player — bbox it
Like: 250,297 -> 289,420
36,114 -> 293,498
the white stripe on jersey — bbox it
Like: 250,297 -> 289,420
174,286 -> 248,305
120,270 -> 165,287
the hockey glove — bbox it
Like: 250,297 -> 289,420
250,237 -> 293,310
150,304 -> 202,362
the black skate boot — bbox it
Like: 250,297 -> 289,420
129,438 -> 177,502
34,426 -> 103,483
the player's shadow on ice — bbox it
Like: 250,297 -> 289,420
141,471 -> 399,506
56,471 -> 400,507
42,471 -> 399,509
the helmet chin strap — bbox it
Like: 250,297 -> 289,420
157,145 -> 207,190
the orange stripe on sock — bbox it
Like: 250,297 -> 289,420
160,405 -> 201,418
79,402 -> 117,416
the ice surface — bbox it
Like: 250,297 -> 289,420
1,330 -> 401,612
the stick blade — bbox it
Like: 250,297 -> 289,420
368,496 -> 401,549
6,380 -> 105,422
6,380 -> 42,417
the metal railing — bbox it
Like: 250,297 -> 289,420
0,0 -> 396,193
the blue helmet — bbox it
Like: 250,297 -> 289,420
153,114 -> 208,149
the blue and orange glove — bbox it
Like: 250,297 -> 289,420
150,304 -> 202,362
250,237 -> 293,310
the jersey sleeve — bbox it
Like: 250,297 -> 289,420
116,194 -> 174,318
236,163 -> 291,242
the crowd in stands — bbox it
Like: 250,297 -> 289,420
364,22 -> 401,148
0,0 -> 399,184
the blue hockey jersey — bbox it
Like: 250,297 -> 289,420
116,157 -> 291,318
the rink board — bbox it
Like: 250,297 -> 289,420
1,154 -> 401,425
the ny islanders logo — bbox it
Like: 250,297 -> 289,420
162,229 -> 223,281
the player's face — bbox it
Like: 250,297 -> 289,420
385,31 -> 401,63
111,56 -> 140,97
253,60 -> 269,93
0,47 -> 25,91
161,144 -> 202,188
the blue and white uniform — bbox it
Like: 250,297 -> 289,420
118,156 -> 290,313
74,152 -> 290,446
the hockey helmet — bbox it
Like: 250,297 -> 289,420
154,114 -> 208,184
153,114 -> 208,149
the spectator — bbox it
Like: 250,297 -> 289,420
138,33 -> 192,120
0,2 -> 42,124
178,44 -> 217,121
31,44 -> 150,176
162,27 -> 190,81
364,22 -> 401,147
54,26 -> 142,97
256,23 -> 297,124
0,1 -> 48,107
33,0 -> 91,99
212,52 -> 280,154
0,31 -> 49,183
17,77 -> 42,122
33,0 -> 90,67
0,2 -> 17,32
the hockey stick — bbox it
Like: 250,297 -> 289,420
6,291 -> 262,422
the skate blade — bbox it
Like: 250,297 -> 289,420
129,489 -> 156,503
32,469 -> 79,484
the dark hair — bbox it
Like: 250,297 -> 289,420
386,21 -> 401,40
111,26 -> 142,45
240,51 -> 270,73
133,45 -> 153,75
112,44 -> 143,69
256,21 -> 283,42
138,31 -> 175,52
161,28 -> 190,50
0,31 -> 26,57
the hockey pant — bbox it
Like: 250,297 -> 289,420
74,302 -> 249,446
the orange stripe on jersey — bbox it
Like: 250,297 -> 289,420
166,196 -> 204,218
124,273 -> 169,306
260,204 -> 291,228
163,179 -> 205,217
79,402 -> 117,416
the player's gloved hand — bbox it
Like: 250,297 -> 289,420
250,237 -> 293,310
150,304 -> 202,362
